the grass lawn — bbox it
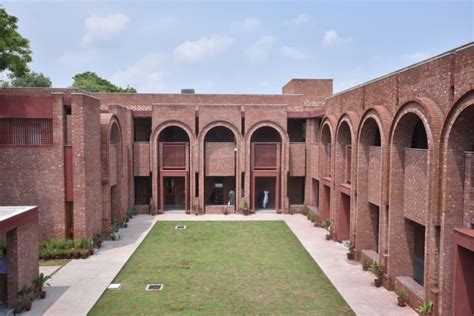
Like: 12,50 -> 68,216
39,259 -> 71,267
89,221 -> 353,315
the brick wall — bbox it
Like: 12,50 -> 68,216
404,148 -> 428,225
289,143 -> 305,176
205,142 -> 235,176
368,146 -> 382,204
134,142 -> 150,176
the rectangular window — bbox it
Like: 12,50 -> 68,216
0,118 -> 53,145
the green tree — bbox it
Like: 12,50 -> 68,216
72,71 -> 136,93
1,71 -> 51,87
0,7 -> 32,76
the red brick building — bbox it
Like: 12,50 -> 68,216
0,42 -> 473,315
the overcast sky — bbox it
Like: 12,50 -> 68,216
3,0 -> 473,94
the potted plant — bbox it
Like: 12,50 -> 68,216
346,241 -> 355,260
80,249 -> 90,259
33,273 -> 51,299
396,286 -> 408,307
17,284 -> 33,312
302,203 -> 309,216
369,261 -> 383,287
288,208 -> 295,215
322,219 -> 332,240
361,257 -> 370,271
223,207 -> 230,215
93,233 -> 103,248
241,200 -> 250,216
416,301 -> 433,315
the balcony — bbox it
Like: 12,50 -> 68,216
252,143 -> 279,170
160,142 -> 188,170
205,142 -> 235,176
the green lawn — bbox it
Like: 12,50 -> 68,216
89,221 -> 353,315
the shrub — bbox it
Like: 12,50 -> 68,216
369,261 -> 383,278
396,286 -> 408,301
416,301 -> 433,315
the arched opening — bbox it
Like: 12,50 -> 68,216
335,121 -> 352,242
109,122 -> 122,223
157,125 -> 190,211
319,123 -> 332,221
356,117 -> 382,258
442,103 -> 474,315
250,126 -> 282,211
389,112 -> 429,289
204,126 -> 237,210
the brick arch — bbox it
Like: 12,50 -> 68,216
334,115 -> 356,242
244,121 -> 289,211
198,121 -> 242,212
387,101 -> 440,298
355,108 -> 387,260
438,89 -> 474,316
150,121 -> 195,213
100,114 -> 124,236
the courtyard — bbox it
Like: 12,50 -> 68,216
90,221 -> 353,315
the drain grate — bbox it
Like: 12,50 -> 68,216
175,225 -> 187,230
146,284 -> 164,291
108,283 -> 122,290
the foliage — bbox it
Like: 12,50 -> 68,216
72,71 -> 136,93
416,301 -> 433,314
301,203 -> 309,215
396,286 -> 408,301
18,284 -> 33,305
1,71 -> 51,87
0,7 -> 32,77
33,273 -> 51,291
369,261 -> 383,278
39,238 -> 94,260
242,200 -> 249,210
90,221 -> 354,315
346,241 -> 354,253
322,219 -> 332,232
361,256 -> 370,268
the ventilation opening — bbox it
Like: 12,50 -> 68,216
175,225 -> 187,230
146,284 -> 164,291
108,283 -> 122,290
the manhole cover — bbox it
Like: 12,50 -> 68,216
175,225 -> 187,230
108,283 -> 122,290
146,284 -> 164,291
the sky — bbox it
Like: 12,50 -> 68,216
3,0 -> 473,94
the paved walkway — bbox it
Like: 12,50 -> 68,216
24,213 -> 416,315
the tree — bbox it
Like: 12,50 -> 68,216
1,71 -> 51,87
0,7 -> 32,76
72,71 -> 136,93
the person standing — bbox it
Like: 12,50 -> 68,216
263,190 -> 269,209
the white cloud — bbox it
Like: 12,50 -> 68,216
286,13 -> 311,26
322,30 -> 352,47
234,18 -> 261,31
82,13 -> 129,45
280,46 -> 308,60
173,35 -> 234,64
57,50 -> 99,68
245,36 -> 277,61
110,54 -> 166,92
402,52 -> 431,64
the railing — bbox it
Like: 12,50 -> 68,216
161,142 -> 187,170
253,143 -> 278,170
345,145 -> 352,184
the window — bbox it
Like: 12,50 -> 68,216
0,118 -> 53,145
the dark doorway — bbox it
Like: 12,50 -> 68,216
255,177 -> 277,210
135,176 -> 152,205
369,203 -> 380,253
163,176 -> 185,210
321,184 -> 331,220
413,222 -> 425,285
312,179 -> 319,208
338,193 -> 350,241
288,176 -> 305,205
205,176 -> 236,206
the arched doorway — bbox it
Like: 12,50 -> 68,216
356,116 -> 382,255
441,99 -> 474,315
250,126 -> 281,211
319,123 -> 332,221
335,120 -> 352,242
110,122 -> 122,223
203,126 -> 237,211
158,126 -> 190,211
389,111 -> 429,288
